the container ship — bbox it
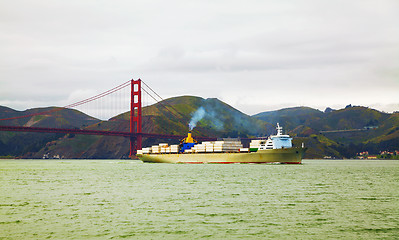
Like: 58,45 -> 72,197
136,123 -> 306,164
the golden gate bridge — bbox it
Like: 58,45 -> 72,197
0,79 -> 217,158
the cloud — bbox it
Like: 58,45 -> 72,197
0,0 -> 398,115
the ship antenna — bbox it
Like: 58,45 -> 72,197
276,123 -> 283,135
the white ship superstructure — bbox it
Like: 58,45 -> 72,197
260,123 -> 293,150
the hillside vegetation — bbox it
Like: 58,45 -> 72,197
0,107 -> 99,158
254,106 -> 398,158
0,98 -> 398,159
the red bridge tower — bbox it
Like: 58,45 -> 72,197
130,79 -> 142,157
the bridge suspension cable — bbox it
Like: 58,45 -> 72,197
141,87 -> 182,121
141,80 -> 184,119
1,79 -> 185,123
0,80 -> 131,121
0,77 -> 221,158
140,81 -> 186,123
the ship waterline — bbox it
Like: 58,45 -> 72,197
137,147 -> 306,164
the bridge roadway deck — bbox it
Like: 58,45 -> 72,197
0,125 -> 217,141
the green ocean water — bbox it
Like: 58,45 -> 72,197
0,159 -> 398,239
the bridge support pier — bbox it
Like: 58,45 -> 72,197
129,79 -> 142,158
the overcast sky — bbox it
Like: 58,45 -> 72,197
1,0 -> 398,117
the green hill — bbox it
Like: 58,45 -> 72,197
33,96 -> 270,159
254,106 -> 398,158
0,99 -> 398,159
0,107 -> 99,158
113,96 -> 269,137
253,106 -> 324,132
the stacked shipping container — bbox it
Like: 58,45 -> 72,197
138,139 -> 263,155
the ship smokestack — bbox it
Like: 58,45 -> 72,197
185,131 -> 195,143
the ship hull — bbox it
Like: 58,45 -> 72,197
137,147 -> 306,164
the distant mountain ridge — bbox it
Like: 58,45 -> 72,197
253,106 -> 391,131
253,105 -> 399,158
253,107 -> 324,132
0,107 -> 99,157
0,97 -> 398,159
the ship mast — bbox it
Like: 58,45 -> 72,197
276,123 -> 283,136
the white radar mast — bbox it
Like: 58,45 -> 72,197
276,123 -> 283,136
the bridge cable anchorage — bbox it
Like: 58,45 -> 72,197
0,80 -> 131,122
141,80 -> 184,119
